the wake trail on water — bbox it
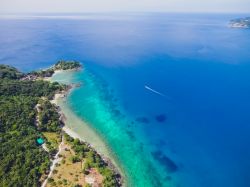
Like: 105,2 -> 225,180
145,85 -> 166,97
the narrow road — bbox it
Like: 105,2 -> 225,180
41,140 -> 64,187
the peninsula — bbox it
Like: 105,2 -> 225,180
0,61 -> 122,187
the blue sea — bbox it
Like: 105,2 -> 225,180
1,13 -> 250,187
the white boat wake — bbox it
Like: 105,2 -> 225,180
145,85 -> 166,97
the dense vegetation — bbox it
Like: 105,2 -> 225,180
0,96 -> 50,187
0,80 -> 64,99
0,65 -> 63,186
54,60 -> 81,70
37,99 -> 62,132
28,68 -> 55,78
65,135 -> 121,187
0,64 -> 23,79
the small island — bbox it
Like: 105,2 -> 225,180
0,61 -> 122,187
229,17 -> 250,28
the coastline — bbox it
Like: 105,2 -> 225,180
50,69 -> 125,186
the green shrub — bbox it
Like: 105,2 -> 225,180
70,156 -> 81,163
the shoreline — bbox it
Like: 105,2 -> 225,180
50,68 -> 125,186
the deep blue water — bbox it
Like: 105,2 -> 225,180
1,13 -> 250,187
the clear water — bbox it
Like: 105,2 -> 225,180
1,13 -> 250,187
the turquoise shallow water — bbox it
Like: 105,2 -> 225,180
1,13 -> 250,187
53,69 -> 174,186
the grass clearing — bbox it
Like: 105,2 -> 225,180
46,140 -> 103,187
43,132 -> 61,151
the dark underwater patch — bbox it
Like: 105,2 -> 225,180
126,130 -> 136,141
155,114 -> 167,123
112,109 -> 121,116
139,142 -> 144,152
165,176 -> 172,181
136,117 -> 150,124
151,151 -> 178,173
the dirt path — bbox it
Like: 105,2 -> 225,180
41,140 -> 64,187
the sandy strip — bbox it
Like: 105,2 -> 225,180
56,98 -> 114,162
62,126 -> 82,140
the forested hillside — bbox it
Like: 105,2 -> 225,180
0,65 -> 63,186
